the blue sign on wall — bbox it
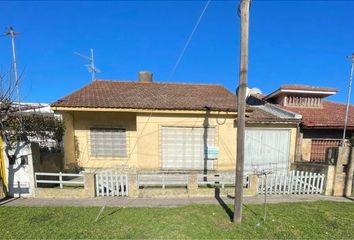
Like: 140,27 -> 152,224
205,146 -> 219,159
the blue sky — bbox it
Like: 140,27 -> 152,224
0,1 -> 353,103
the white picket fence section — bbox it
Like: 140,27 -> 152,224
258,170 -> 325,195
95,171 -> 128,197
138,174 -> 189,188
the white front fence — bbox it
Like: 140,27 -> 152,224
95,171 -> 128,197
138,174 -> 189,189
258,170 -> 325,195
137,173 -> 250,189
198,173 -> 249,188
35,172 -> 84,188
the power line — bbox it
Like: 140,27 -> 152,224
342,53 -> 354,145
167,0 -> 211,81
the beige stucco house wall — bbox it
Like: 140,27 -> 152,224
60,108 -> 298,172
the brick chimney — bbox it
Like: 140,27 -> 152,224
138,71 -> 153,83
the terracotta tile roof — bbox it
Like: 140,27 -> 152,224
51,80 -> 238,112
280,84 -> 338,92
281,101 -> 354,129
246,95 -> 301,123
247,107 -> 284,122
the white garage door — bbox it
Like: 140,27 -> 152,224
161,127 -> 215,170
245,129 -> 290,173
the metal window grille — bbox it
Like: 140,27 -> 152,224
161,127 -> 216,170
310,139 -> 341,162
90,128 -> 127,157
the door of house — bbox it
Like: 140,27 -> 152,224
245,129 -> 290,173
161,127 -> 216,170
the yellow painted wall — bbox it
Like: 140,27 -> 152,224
0,135 -> 7,194
63,111 -> 138,169
301,138 -> 312,161
62,112 -> 75,169
136,112 -> 237,170
60,109 -> 298,172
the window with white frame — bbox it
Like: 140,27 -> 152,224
90,128 -> 127,157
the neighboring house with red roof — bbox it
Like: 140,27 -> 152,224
261,84 -> 354,162
51,72 -> 300,174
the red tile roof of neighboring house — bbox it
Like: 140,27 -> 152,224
51,80 -> 238,112
281,101 -> 354,129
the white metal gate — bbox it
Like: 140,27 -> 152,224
95,170 -> 128,197
258,170 -> 325,195
245,129 -> 290,173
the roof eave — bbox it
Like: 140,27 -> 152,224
264,89 -> 337,101
302,124 -> 354,130
51,106 -> 238,115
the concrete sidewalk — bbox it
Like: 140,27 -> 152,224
1,195 -> 353,208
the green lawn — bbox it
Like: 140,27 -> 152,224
0,201 -> 353,239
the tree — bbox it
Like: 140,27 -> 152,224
0,72 -> 64,147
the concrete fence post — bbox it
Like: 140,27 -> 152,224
128,174 -> 139,198
333,146 -> 350,196
83,173 -> 95,198
345,147 -> 354,197
248,174 -> 259,196
187,174 -> 198,195
324,165 -> 335,196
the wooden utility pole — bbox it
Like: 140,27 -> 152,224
233,0 -> 251,224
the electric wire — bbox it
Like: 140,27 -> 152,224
167,0 -> 211,81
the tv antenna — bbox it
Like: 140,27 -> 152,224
5,27 -> 23,122
74,48 -> 100,81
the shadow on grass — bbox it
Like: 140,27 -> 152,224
344,196 -> 354,201
242,204 -> 259,217
214,188 -> 233,221
96,208 -> 123,222
215,190 -> 261,222
0,197 -> 19,206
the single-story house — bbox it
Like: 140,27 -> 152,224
51,72 -> 300,173
259,84 -> 354,162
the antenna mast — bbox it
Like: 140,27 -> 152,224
75,48 -> 100,81
5,26 -> 21,113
